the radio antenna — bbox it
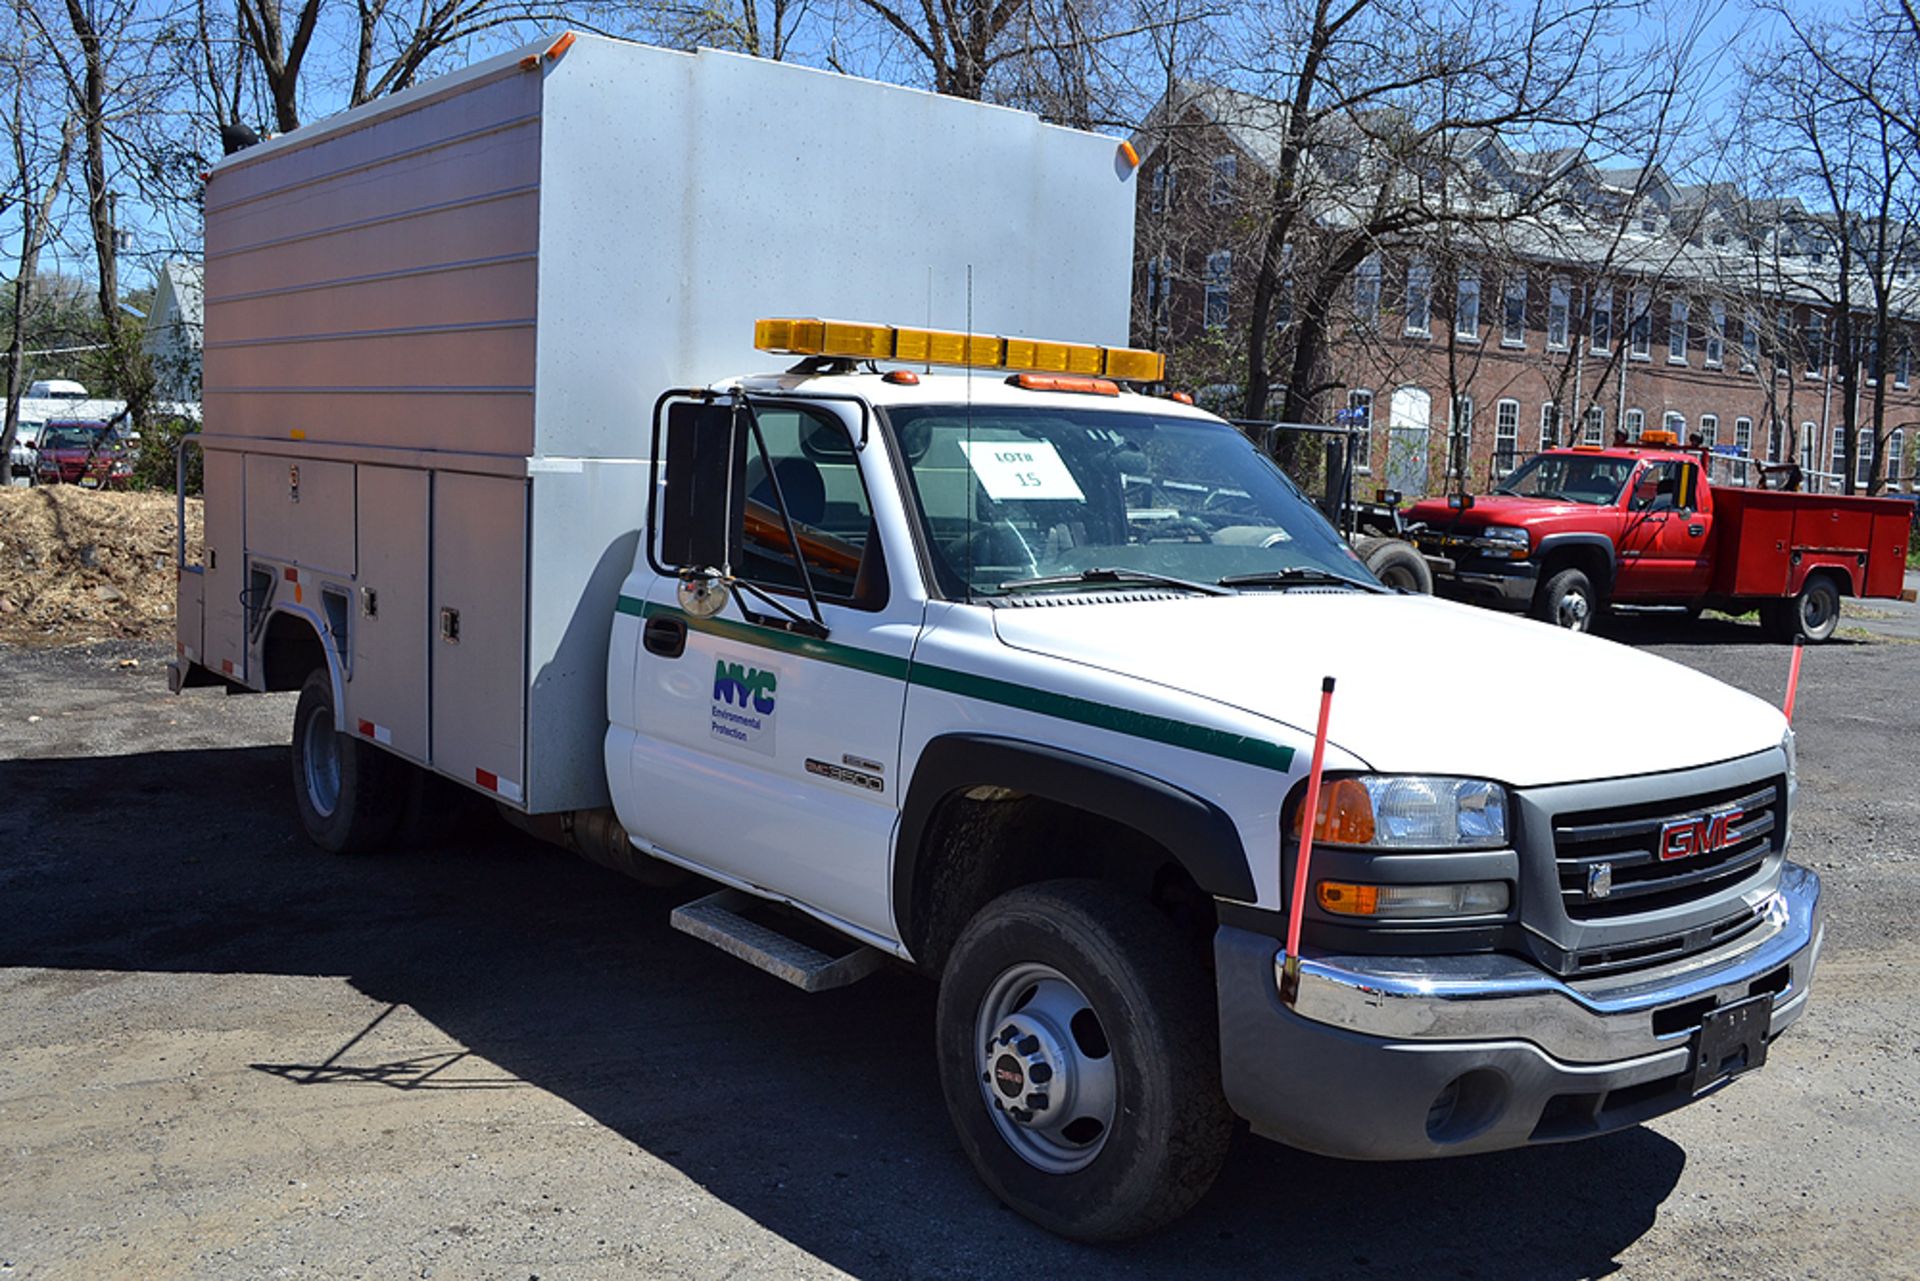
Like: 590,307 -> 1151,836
965,264 -> 975,600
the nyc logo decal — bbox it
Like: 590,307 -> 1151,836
711,653 -> 778,755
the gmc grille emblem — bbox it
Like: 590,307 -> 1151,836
1659,807 -> 1746,862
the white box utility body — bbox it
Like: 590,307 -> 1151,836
174,34 -> 1825,1242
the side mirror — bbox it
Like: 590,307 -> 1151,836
659,400 -> 746,575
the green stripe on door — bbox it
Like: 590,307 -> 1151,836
620,595 -> 1294,772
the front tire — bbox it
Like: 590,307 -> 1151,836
935,880 -> 1233,1242
1533,566 -> 1598,632
290,669 -> 407,853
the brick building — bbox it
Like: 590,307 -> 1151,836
1132,85 -> 1920,497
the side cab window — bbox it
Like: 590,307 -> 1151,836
1629,460 -> 1697,513
738,405 -> 889,611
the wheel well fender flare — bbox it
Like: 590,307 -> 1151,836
261,604 -> 344,709
1790,559 -> 1859,597
892,734 -> 1257,946
1534,533 -> 1618,588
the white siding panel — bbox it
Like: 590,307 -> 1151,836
206,257 -> 537,342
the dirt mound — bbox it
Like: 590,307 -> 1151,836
0,487 -> 202,645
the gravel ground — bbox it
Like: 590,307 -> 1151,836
0,604 -> 1916,1281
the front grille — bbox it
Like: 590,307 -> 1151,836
1552,778 -> 1782,921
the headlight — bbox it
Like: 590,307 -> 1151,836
1781,729 -> 1797,848
1476,526 -> 1531,558
1290,775 -> 1510,850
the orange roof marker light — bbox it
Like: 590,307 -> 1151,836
1010,373 -> 1119,396
521,31 -> 575,69
754,317 -> 1165,383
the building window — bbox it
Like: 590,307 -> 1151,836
1275,244 -> 1295,329
1888,429 -> 1907,489
1700,414 -> 1718,451
1897,340 -> 1912,389
1150,165 -> 1173,214
1456,272 -> 1481,339
1405,258 -> 1432,337
1624,408 -> 1644,441
1707,302 -> 1725,368
1668,298 -> 1689,363
1767,419 -> 1784,462
1806,312 -> 1825,377
1145,257 -> 1171,327
1865,331 -> 1881,384
1664,412 -> 1686,441
1355,255 -> 1381,329
1210,153 -> 1237,206
1630,289 -> 1651,359
1540,402 -> 1560,449
1447,396 -> 1473,480
1502,273 -> 1527,345
1774,312 -> 1791,376
1547,279 -> 1570,349
1734,417 -> 1753,475
1347,389 -> 1374,472
1583,404 -> 1605,445
1857,428 -> 1875,486
1204,250 -> 1231,329
1494,399 -> 1519,474
1741,314 -> 1759,371
1829,424 -> 1846,479
1590,288 -> 1613,353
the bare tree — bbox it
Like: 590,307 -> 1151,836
1,16 -> 80,463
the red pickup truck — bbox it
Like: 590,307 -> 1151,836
1407,434 -> 1916,641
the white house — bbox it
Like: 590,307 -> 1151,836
143,259 -> 204,402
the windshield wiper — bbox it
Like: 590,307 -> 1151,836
996,566 -> 1233,596
1216,567 -> 1385,592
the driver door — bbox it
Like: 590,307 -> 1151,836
625,400 -> 919,942
1617,461 -> 1712,598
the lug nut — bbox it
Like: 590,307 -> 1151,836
1026,1092 -> 1049,1111
1010,1107 -> 1033,1123
1028,1062 -> 1053,1084
1016,1035 -> 1040,1055
999,1025 -> 1018,1044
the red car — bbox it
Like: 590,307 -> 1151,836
32,420 -> 133,488
1408,433 -> 1915,641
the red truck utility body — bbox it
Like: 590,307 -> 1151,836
1407,439 -> 1915,641
1709,487 -> 1912,601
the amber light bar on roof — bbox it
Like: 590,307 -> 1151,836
754,317 -> 1166,383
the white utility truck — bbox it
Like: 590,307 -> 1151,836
173,33 -> 1824,1241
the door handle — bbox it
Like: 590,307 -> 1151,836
1688,523 -> 1704,537
643,614 -> 688,659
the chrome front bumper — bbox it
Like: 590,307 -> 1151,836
1283,863 -> 1824,1063
1214,864 -> 1824,1160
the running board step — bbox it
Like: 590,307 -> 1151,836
670,889 -> 884,992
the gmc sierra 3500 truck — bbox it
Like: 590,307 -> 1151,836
170,34 -> 1824,1241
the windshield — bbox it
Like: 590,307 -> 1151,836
40,425 -> 110,450
1494,453 -> 1633,505
887,405 -> 1373,597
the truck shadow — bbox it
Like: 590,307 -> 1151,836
0,743 -> 1685,1281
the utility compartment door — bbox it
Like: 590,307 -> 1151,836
202,449 -> 248,681
349,465 -> 430,763
432,471 -> 528,804
244,454 -> 355,575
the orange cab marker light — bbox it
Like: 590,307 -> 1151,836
1117,140 -> 1141,170
544,31 -> 575,60
882,370 -> 920,385
1170,391 -> 1194,405
1011,373 -> 1119,396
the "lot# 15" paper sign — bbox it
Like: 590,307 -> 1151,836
958,440 -> 1086,501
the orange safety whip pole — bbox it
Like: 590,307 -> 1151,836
1280,676 -> 1337,1007
1783,636 -> 1805,723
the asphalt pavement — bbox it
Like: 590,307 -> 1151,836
0,600 -> 1916,1280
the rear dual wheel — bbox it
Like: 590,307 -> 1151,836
290,669 -> 407,852
935,880 -> 1233,1242
1761,574 -> 1842,644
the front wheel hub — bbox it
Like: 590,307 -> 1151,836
974,963 -> 1117,1174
